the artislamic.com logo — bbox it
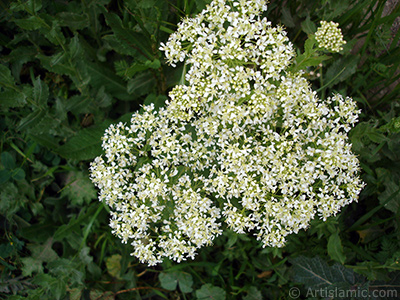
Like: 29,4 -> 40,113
289,287 -> 398,299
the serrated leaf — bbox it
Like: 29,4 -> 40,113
103,35 -> 138,56
79,247 -> 93,265
85,61 -> 131,101
42,19 -> 66,46
0,64 -> 15,86
57,12 -> 89,30
145,59 -> 161,69
115,61 -> 149,79
378,172 -> 400,213
33,77 -> 49,107
61,171 -> 97,206
37,52 -> 72,77
17,109 -> 46,132
106,254 -> 122,279
21,239 -> 57,276
32,273 -> 66,300
159,271 -> 193,293
301,16 -> 316,35
195,284 -> 226,300
28,133 -> 60,150
104,12 -> 153,59
304,36 -> 316,55
28,0 -> 42,12
47,258 -> 84,286
14,16 -> 45,30
127,71 -> 156,96
21,257 -> 44,276
0,183 -> 30,218
0,90 -> 27,108
327,231 -> 346,264
56,121 -> 112,160
30,238 -> 58,263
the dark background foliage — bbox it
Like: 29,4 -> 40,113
0,0 -> 399,299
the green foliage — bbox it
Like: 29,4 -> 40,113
1,0 -> 399,299
159,271 -> 193,293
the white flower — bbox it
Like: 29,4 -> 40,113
315,20 -> 347,52
90,0 -> 364,266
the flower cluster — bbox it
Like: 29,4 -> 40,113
90,0 -> 364,265
315,20 -> 347,52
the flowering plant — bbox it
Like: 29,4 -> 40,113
90,0 -> 364,266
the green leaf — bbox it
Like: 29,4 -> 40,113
103,35 -> 138,56
377,168 -> 400,213
28,133 -> 60,150
27,0 -> 43,12
21,238 -> 58,276
19,221 -> 55,243
243,286 -> 262,300
195,284 -> 226,300
79,247 -> 94,265
290,256 -> 363,290
21,256 -> 44,276
324,56 -> 360,87
69,288 -> 83,300
30,238 -> 58,264
14,16 -> 45,30
127,71 -> 156,96
96,86 -> 113,108
281,7 -> 295,28
85,61 -> 131,101
143,93 -> 167,110
0,64 -> 15,86
159,271 -> 193,293
106,254 -> 122,279
17,109 -> 46,132
41,19 -> 66,46
33,77 -> 49,107
57,12 -> 90,30
159,272 -> 178,291
327,231 -> 346,264
0,90 -> 27,108
1,152 -> 15,170
366,130 -> 387,144
301,16 -> 316,35
0,243 -> 14,258
60,171 -> 97,206
135,0 -> 157,9
104,12 -> 154,59
11,168 -> 26,181
145,59 -> 161,69
56,121 -> 112,160
304,36 -> 317,55
0,169 -> 11,184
